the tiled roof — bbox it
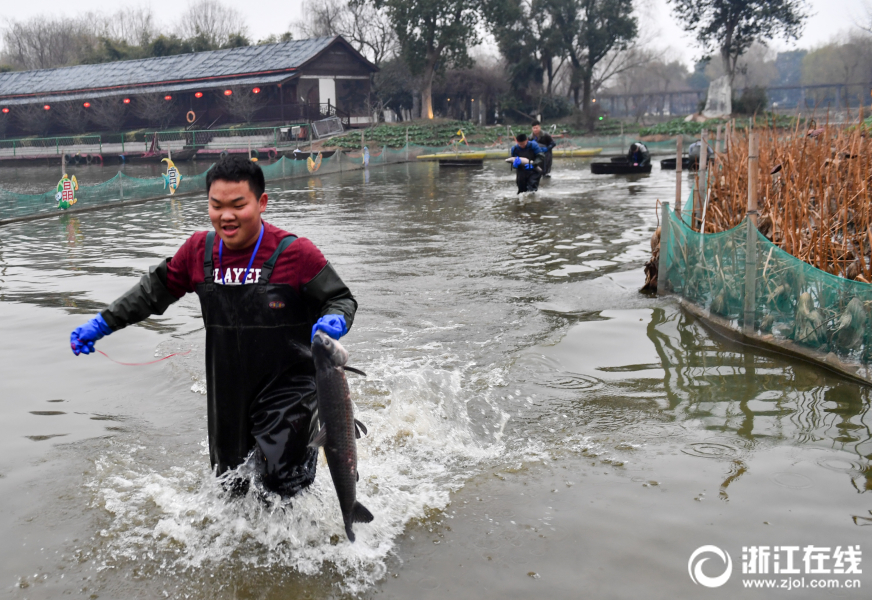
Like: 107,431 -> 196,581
0,37 -> 364,101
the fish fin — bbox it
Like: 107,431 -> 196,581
307,427 -> 327,448
343,366 -> 367,377
352,501 -> 374,524
345,523 -> 356,543
354,419 -> 368,438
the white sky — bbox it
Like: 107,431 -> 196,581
2,0 -> 867,67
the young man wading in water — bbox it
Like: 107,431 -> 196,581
69,155 -> 357,497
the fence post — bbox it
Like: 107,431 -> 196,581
99,136 -> 102,154
742,132 -> 759,334
406,127 -> 409,162
674,136 -> 683,217
12,141 -> 15,157
56,138 -> 59,155
657,201 -> 670,295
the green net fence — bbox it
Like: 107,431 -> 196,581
0,144 -> 437,223
661,202 -> 872,370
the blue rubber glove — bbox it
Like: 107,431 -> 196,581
525,163 -> 534,170
512,157 -> 521,169
312,314 -> 348,341
70,314 -> 112,356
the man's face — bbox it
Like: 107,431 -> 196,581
517,139 -> 528,148
208,179 -> 268,250
532,125 -> 541,136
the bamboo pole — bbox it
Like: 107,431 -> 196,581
695,130 -> 708,230
675,136 -> 683,216
658,202 -> 670,295
743,132 -> 759,333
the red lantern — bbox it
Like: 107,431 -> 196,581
43,105 -> 51,110
252,87 -> 261,94
83,102 -> 91,108
164,95 -> 172,101
1,108 -> 8,114
224,89 -> 233,96
194,92 -> 203,98
123,98 -> 131,104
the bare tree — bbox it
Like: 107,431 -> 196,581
221,87 -> 265,123
101,6 -> 158,46
134,94 -> 177,129
54,102 -> 89,134
15,105 -> 53,136
89,97 -> 128,131
296,0 -> 397,65
1,14 -> 99,69
176,0 -> 249,48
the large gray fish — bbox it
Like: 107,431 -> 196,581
309,330 -> 374,542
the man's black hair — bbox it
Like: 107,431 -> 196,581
531,120 -> 540,127
516,133 -> 528,143
206,154 -> 266,198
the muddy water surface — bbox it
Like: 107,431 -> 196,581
0,157 -> 868,599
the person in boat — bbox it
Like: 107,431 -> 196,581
627,142 -> 651,167
510,133 -> 545,193
530,120 -> 557,177
69,155 -> 357,498
687,140 -> 715,168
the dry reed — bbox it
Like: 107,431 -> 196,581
695,115 -> 872,282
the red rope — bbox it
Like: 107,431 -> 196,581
96,349 -> 191,366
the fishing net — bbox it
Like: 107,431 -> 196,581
0,143 -> 442,222
661,203 -> 872,367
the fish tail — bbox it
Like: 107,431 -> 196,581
352,501 -> 374,523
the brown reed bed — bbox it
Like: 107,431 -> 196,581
690,116 -> 872,282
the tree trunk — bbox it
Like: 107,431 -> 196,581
582,74 -> 594,133
421,52 -> 438,120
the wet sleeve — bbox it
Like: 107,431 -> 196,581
100,259 -> 180,331
301,263 -> 358,329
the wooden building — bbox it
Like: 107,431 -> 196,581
0,36 -> 377,137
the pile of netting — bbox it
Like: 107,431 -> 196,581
662,191 -> 872,368
0,146 -> 431,222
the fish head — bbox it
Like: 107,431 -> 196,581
311,330 -> 348,367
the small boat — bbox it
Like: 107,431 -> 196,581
591,157 -> 652,175
438,158 -> 484,167
660,157 -> 694,170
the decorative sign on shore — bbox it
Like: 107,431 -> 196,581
161,158 -> 182,195
56,174 -> 78,210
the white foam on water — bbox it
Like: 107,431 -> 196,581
84,355 -> 508,594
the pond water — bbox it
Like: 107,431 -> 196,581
0,157 -> 868,599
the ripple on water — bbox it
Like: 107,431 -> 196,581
539,372 -> 604,391
771,472 -> 814,489
816,457 -> 866,475
681,442 -> 741,459
622,422 -> 684,440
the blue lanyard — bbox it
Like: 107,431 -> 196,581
218,223 -> 264,285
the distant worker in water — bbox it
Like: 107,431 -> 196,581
530,120 -> 557,177
510,133 -> 545,194
69,155 -> 357,498
627,142 -> 651,167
